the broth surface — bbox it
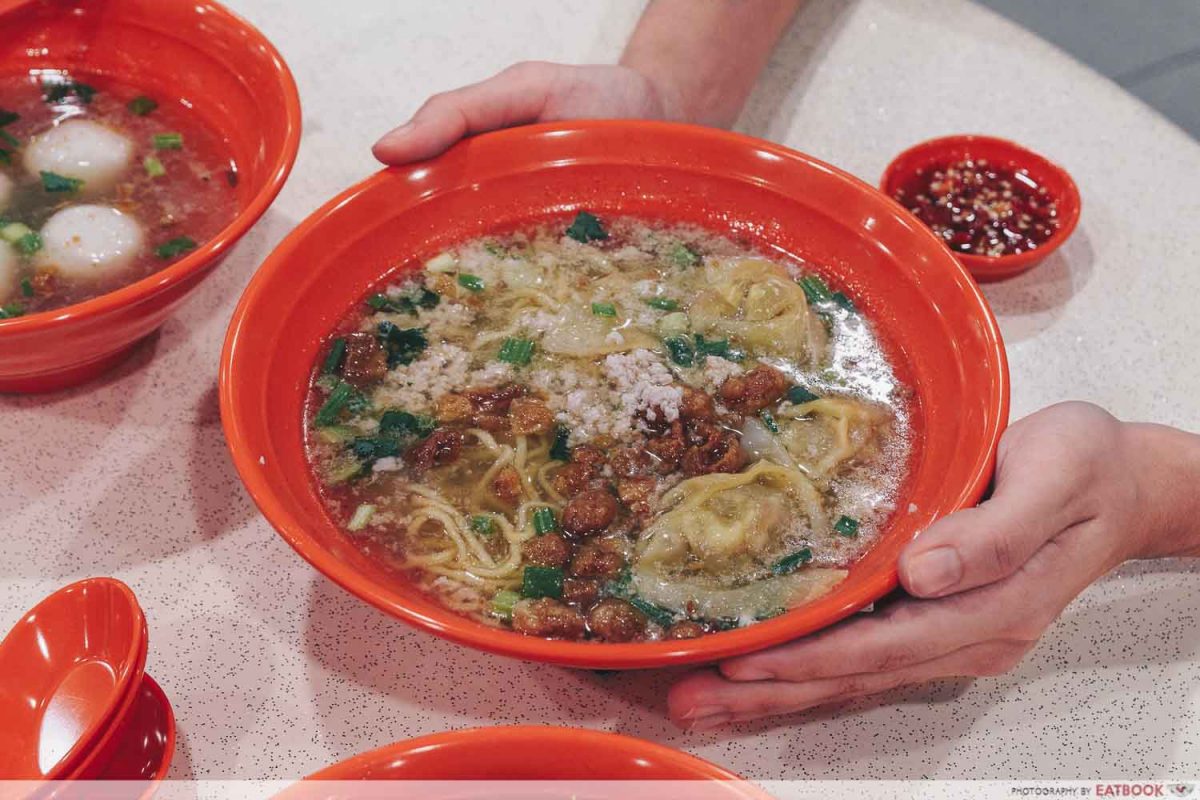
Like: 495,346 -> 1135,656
305,215 -> 912,642
0,71 -> 238,315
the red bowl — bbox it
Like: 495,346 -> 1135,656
0,578 -> 147,779
880,134 -> 1081,282
84,674 -> 176,781
0,0 -> 301,392
304,726 -> 748,781
221,121 -> 1009,670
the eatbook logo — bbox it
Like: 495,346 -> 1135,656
1169,786 -> 1194,798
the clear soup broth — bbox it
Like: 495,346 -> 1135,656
304,214 -> 913,643
0,71 -> 238,317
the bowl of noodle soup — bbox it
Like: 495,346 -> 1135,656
221,121 -> 1008,669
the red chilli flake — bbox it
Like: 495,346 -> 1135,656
894,158 -> 1059,257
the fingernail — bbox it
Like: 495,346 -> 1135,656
907,546 -> 963,595
688,713 -> 732,732
681,705 -> 726,721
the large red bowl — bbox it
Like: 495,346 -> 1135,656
221,121 -> 1009,669
0,0 -> 301,392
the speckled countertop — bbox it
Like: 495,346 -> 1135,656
2,0 -> 1199,781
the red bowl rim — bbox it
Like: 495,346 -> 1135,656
0,577 -> 147,778
221,120 -> 1009,669
879,133 -> 1082,278
303,725 -> 747,781
0,0 -> 302,333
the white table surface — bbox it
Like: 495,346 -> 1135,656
3,0 -> 1199,781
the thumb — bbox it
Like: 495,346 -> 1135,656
372,62 -> 558,165
898,458 -> 1087,599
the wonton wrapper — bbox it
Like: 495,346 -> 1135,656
689,259 -> 827,364
541,306 -> 659,357
777,397 -> 890,480
633,461 -> 844,617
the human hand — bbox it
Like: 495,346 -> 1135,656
669,402 -> 1199,730
372,62 -> 678,165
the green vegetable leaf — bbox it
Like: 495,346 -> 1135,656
0,130 -> 18,149
564,210 -> 607,243
0,303 -> 25,319
497,337 -> 535,365
155,236 -> 197,259
15,232 -> 42,256
0,109 -> 18,127
786,385 -> 819,405
668,242 -> 700,268
127,95 -> 158,116
832,291 -> 856,312
834,515 -> 860,537
152,132 -> 183,150
645,296 -> 679,312
377,321 -> 428,366
43,80 -> 96,105
771,548 -> 813,576
664,335 -> 694,367
314,380 -> 364,427
40,171 -> 83,193
322,338 -> 347,375
628,596 -> 675,627
20,277 -> 34,298
798,275 -> 833,304
379,409 -> 436,439
457,273 -> 485,292
522,565 -> 564,599
550,425 -> 571,462
590,301 -> 617,317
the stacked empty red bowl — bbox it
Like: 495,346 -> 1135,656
0,578 -> 175,781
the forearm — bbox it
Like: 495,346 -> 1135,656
1128,422 -> 1200,558
620,0 -> 802,127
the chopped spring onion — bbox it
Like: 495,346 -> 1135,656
521,565 -> 564,599
322,338 -> 347,375
668,242 -> 700,268
491,589 -> 521,619
798,275 -> 833,304
664,335 -> 694,367
759,410 -> 780,433
377,321 -> 428,366
771,548 -> 813,576
0,303 -> 26,319
143,155 -> 166,178
590,301 -> 617,317
316,425 -> 358,445
645,296 -> 680,312
694,334 -> 732,359
471,515 -> 496,535
379,409 -> 436,438
457,273 -> 485,292
832,291 -> 856,312
20,277 -> 34,298
152,132 -> 183,150
347,503 -> 376,531
0,109 -> 18,127
314,380 -> 360,427
40,171 -> 83,193
0,222 -> 32,245
350,437 -> 401,462
497,337 -> 535,365
43,80 -> 96,104
16,232 -> 42,256
532,507 -> 557,535
549,425 -> 571,461
324,458 -> 363,483
629,596 -> 675,627
834,515 -> 860,537
0,130 -> 18,149
155,236 -> 197,259
564,210 -> 607,243
786,385 -> 819,405
127,95 -> 158,116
